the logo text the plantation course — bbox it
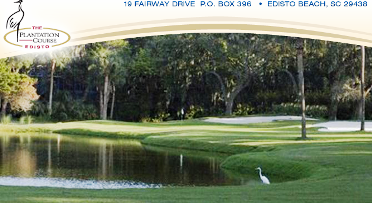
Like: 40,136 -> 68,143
4,26 -> 70,49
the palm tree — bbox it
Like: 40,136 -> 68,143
34,49 -> 72,116
360,45 -> 365,131
297,38 -> 306,139
48,58 -> 56,116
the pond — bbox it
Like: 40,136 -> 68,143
0,134 -> 250,189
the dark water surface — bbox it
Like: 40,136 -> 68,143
0,134 -> 247,188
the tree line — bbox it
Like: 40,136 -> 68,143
0,34 -> 370,134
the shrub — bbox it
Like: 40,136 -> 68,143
50,91 -> 99,122
273,103 -> 328,118
1,115 -> 12,125
154,111 -> 170,122
253,91 -> 292,113
306,105 -> 328,118
30,101 -> 49,117
140,117 -> 152,123
185,105 -> 204,119
234,103 -> 254,116
140,111 -> 170,123
306,91 -> 330,106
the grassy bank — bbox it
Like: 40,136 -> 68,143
0,141 -> 371,203
1,118 -> 372,202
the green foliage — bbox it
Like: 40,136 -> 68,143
51,91 -> 98,121
2,35 -> 371,122
19,115 -> 33,125
1,115 -> 12,125
273,103 -> 328,118
30,101 -> 49,117
53,101 -> 98,121
27,115 -> 33,124
252,91 -> 292,114
255,91 -> 280,104
140,117 -> 153,123
5,54 -> 34,73
233,103 -> 254,116
185,105 -> 204,119
8,76 -> 39,112
306,91 -> 329,106
154,111 -> 170,122
0,57 -> 39,115
305,105 -> 328,118
19,116 -> 25,124
131,48 -> 157,76
140,111 -> 170,123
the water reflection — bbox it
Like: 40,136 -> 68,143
0,134 -> 246,187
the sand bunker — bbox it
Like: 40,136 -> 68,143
205,116 -> 370,132
312,121 -> 372,132
205,116 -> 316,125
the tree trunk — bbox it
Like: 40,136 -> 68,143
280,70 -> 298,94
1,99 -> 8,117
102,74 -> 109,120
110,85 -> 115,120
99,89 -> 104,119
207,71 -> 250,116
224,84 -> 248,116
297,38 -> 307,139
360,45 -> 365,131
48,59 -> 56,116
82,85 -> 90,102
356,99 -> 363,120
330,97 -> 338,121
225,98 -> 234,116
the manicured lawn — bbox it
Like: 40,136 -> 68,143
1,118 -> 372,202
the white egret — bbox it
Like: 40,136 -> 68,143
256,167 -> 270,184
6,0 -> 24,42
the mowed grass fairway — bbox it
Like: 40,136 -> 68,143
1,119 -> 372,202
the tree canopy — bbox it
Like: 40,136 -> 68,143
0,34 -> 369,126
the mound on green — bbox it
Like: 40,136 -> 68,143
221,152 -> 317,182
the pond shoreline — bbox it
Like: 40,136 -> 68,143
0,120 -> 332,183
1,119 -> 372,202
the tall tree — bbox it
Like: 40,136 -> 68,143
89,40 -> 129,120
337,46 -> 372,120
296,38 -> 307,139
0,58 -> 12,116
48,58 -> 56,116
35,49 -> 72,116
0,57 -> 39,116
154,34 -> 208,117
0,55 -> 34,116
317,42 -> 358,120
360,45 -> 365,131
205,34 -> 276,115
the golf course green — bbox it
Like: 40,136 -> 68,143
0,118 -> 371,202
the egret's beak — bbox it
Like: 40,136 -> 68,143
14,0 -> 22,3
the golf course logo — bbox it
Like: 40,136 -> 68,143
4,0 -> 70,49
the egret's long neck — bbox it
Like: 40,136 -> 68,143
18,4 -> 22,11
258,169 -> 263,178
